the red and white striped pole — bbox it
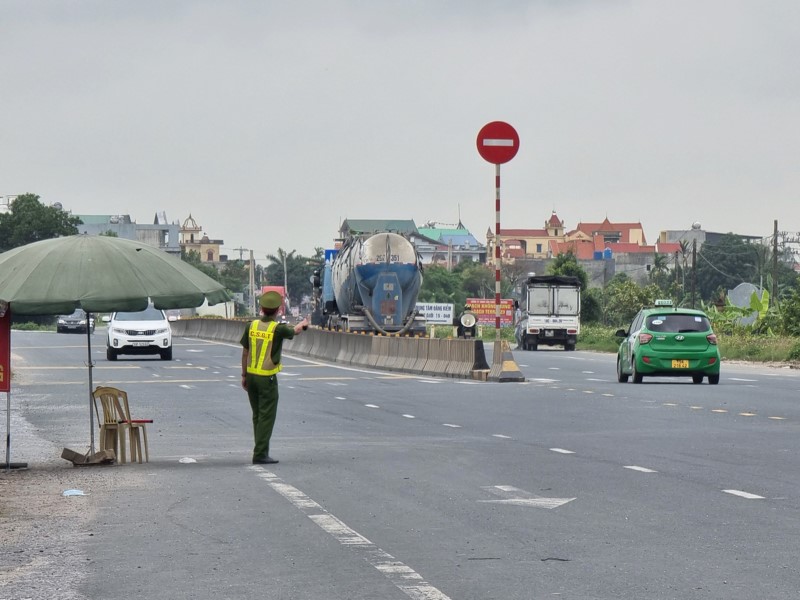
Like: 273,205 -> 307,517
494,164 -> 502,340
476,121 -> 519,342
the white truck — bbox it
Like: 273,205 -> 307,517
515,275 -> 581,351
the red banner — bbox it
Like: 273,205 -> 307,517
466,298 -> 515,325
0,311 -> 10,392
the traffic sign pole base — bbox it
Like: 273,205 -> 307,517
488,341 -> 525,382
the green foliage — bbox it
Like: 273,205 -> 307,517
547,251 -> 588,290
0,193 -> 82,251
599,274 -> 660,327
265,248 -> 320,308
695,234 -> 759,302
181,249 -> 221,281
99,230 -> 119,237
219,260 -> 249,294
418,264 -> 465,307
576,324 -> 622,353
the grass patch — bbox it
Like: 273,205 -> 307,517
576,323 -> 800,364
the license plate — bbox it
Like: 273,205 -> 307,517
544,330 -> 554,337
131,341 -> 150,347
672,360 -> 689,368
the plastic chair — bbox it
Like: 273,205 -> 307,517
92,386 -> 127,463
113,389 -> 153,463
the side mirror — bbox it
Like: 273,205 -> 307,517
168,316 -> 178,322
614,329 -> 627,337
102,315 -> 111,323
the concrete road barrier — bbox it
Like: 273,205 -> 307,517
171,319 -> 500,380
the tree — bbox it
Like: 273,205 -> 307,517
181,249 -> 221,281
695,234 -> 759,302
0,193 -> 82,251
264,248 -> 317,308
418,264 -> 465,307
547,251 -> 588,290
219,260 -> 249,294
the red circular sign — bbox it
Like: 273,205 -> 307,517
476,121 -> 519,164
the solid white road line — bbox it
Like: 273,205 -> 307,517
550,448 -> 575,454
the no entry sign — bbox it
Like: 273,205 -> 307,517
476,121 -> 519,164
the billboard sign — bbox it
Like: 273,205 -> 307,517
466,298 -> 515,325
415,302 -> 454,325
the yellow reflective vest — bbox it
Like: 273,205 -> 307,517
246,320 -> 282,376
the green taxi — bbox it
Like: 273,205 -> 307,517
615,300 -> 721,384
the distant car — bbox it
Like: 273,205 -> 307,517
615,300 -> 720,384
105,305 -> 173,361
56,308 -> 95,334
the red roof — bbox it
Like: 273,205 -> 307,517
547,212 -> 563,227
655,242 -> 681,254
606,242 -> 655,254
551,240 -> 596,260
501,228 -> 548,237
575,219 -> 646,244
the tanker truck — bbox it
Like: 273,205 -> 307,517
311,232 -> 426,335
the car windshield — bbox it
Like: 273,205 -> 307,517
66,309 -> 87,318
114,306 -> 165,322
646,313 -> 710,333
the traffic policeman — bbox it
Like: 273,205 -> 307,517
241,291 -> 309,464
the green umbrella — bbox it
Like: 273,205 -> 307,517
0,234 -> 231,466
0,234 -> 230,314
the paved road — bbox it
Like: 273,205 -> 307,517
3,330 -> 799,599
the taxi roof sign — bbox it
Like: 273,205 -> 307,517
654,299 -> 673,306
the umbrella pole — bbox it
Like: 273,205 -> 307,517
87,313 -> 95,455
4,390 -> 9,471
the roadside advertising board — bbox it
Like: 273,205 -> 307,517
0,310 -> 10,392
415,302 -> 454,325
466,298 -> 515,325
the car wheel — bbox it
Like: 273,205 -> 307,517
616,357 -> 629,383
530,341 -> 538,351
160,347 -> 173,361
632,360 -> 643,384
106,347 -> 118,361
565,343 -> 576,351
692,374 -> 704,384
708,374 -> 720,385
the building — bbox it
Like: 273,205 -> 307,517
336,218 -> 484,267
179,214 -> 227,263
412,221 -> 485,267
338,219 -> 419,239
74,212 -> 182,257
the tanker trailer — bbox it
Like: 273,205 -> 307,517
315,232 -> 426,335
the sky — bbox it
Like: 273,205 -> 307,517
2,1 -> 799,262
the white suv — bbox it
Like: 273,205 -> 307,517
105,305 -> 173,361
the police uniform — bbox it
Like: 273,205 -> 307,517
241,291 -> 296,464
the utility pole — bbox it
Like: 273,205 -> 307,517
771,220 -> 778,308
249,250 -> 256,316
691,238 -> 697,309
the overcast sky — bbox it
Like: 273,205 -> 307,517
2,1 -> 798,261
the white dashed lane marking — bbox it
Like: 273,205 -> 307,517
550,448 -> 575,454
624,465 -> 658,473
723,489 -> 765,499
252,468 -> 453,600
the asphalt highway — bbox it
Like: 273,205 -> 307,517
4,329 -> 800,599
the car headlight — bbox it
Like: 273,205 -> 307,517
156,328 -> 169,334
111,327 -> 126,334
58,319 -> 66,324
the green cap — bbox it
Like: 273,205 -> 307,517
259,291 -> 283,309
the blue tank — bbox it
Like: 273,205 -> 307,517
326,232 -> 424,334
